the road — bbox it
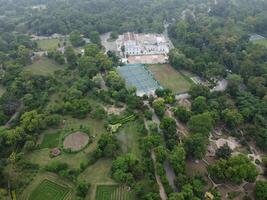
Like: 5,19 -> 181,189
100,32 -> 118,53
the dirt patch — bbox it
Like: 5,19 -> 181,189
105,105 -> 126,115
215,137 -> 239,150
178,98 -> 191,109
63,132 -> 89,152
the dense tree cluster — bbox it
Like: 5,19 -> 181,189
208,155 -> 258,184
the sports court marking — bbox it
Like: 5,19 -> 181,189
117,64 -> 161,96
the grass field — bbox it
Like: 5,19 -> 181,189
25,57 -> 65,75
148,64 -> 192,93
78,159 -> 115,184
117,122 -> 142,158
29,179 -> 70,200
252,39 -> 267,47
95,185 -> 135,200
25,117 -> 106,168
40,133 -> 60,148
36,39 -> 60,51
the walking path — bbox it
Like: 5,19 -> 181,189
143,118 -> 167,200
145,102 -> 179,193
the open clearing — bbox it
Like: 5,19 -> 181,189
148,64 -> 192,93
95,185 -> 135,200
117,122 -> 142,158
40,132 -> 60,148
25,117 -> 106,169
78,159 -> 115,184
36,38 -> 60,50
29,179 -> 70,200
252,39 -> 267,47
25,57 -> 65,75
63,132 -> 89,151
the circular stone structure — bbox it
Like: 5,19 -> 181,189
63,132 -> 89,152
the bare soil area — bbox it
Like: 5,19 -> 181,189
63,132 -> 89,151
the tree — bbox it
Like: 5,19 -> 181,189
184,134 -> 207,159
84,44 -> 100,57
95,53 -> 112,71
222,109 -> 244,128
111,154 -> 143,185
255,181 -> 267,200
89,31 -> 101,45
70,31 -> 84,47
227,74 -> 243,97
187,112 -> 213,136
91,106 -> 106,120
17,45 -> 31,66
152,98 -> 165,118
110,32 -> 118,40
216,144 -> 232,159
174,106 -> 192,123
106,71 -> 125,91
160,117 -> 177,150
208,155 -> 258,184
65,46 -> 77,67
169,145 -> 186,174
96,133 -> 119,158
20,110 -> 46,133
191,96 -> 208,114
78,56 -> 97,78
168,48 -> 192,70
189,85 -> 210,99
76,181 -> 90,197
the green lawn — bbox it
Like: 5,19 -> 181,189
148,64 -> 192,93
29,179 -> 70,200
25,117 -> 106,169
40,132 -> 60,148
36,39 -> 60,51
117,122 -> 142,158
25,57 -> 65,75
95,185 -> 135,200
252,39 -> 267,47
78,159 -> 115,184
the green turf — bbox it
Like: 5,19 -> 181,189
117,122 -> 142,158
25,117 -> 107,168
40,133 -> 60,148
252,39 -> 267,47
148,64 -> 192,93
36,39 -> 60,51
25,57 -> 65,75
95,185 -> 135,200
78,159 -> 115,184
29,179 -> 69,200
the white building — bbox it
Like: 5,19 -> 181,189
117,32 -> 170,56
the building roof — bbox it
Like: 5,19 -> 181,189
124,32 -> 136,41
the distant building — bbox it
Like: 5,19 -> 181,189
117,32 -> 170,56
123,32 -> 141,55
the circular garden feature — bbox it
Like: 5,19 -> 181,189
63,132 -> 89,152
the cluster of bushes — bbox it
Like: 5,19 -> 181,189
44,161 -> 79,181
208,155 -> 258,184
80,133 -> 119,171
48,50 -> 65,65
48,99 -> 92,119
108,114 -> 135,125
